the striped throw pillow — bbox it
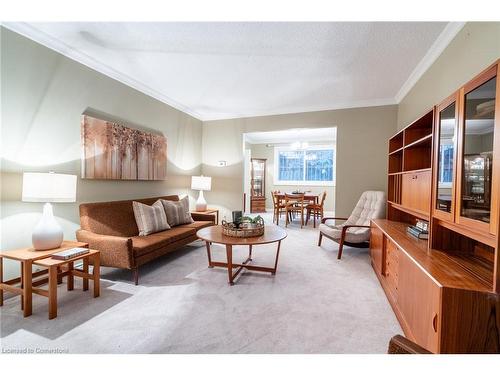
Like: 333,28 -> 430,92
133,200 -> 170,236
161,196 -> 194,227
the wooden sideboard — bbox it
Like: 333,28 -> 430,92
370,219 -> 499,353
373,59 -> 500,353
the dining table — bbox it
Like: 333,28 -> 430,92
272,192 -> 320,226
274,192 -> 319,204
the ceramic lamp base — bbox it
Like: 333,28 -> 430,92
195,190 -> 207,212
32,203 -> 64,250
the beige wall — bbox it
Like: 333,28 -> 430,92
0,28 -> 203,278
11,22 -> 498,279
202,105 -> 398,221
398,22 -> 500,129
249,143 -> 335,211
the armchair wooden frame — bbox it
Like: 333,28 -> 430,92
317,217 -> 371,259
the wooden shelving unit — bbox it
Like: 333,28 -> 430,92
387,109 -> 433,219
372,60 -> 500,354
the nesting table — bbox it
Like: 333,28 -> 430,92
0,241 -> 100,319
196,225 -> 287,285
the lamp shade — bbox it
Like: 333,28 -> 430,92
191,175 -> 211,191
22,172 -> 77,203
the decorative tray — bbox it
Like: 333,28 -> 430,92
221,216 -> 264,238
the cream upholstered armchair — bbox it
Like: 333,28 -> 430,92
318,191 -> 386,259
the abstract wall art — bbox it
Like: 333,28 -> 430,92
81,115 -> 167,180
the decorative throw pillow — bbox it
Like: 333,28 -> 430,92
161,196 -> 194,227
133,200 -> 170,236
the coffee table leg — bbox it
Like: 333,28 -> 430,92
205,241 -> 213,268
226,244 -> 234,286
67,261 -> 74,291
23,260 -> 32,317
272,241 -> 282,275
248,245 -> 253,261
93,253 -> 100,298
83,258 -> 89,291
48,266 -> 57,319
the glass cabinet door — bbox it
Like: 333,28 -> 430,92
251,159 -> 266,197
460,76 -> 496,225
436,101 -> 457,214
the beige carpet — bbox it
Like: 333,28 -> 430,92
0,213 -> 402,353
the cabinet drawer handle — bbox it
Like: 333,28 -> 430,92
432,313 -> 438,333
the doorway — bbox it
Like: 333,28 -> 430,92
242,127 -> 336,215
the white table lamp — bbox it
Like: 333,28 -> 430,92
191,175 -> 211,211
22,172 -> 77,250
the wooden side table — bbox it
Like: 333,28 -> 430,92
33,250 -> 100,319
192,208 -> 219,224
0,240 -> 88,317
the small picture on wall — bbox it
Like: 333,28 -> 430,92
81,115 -> 167,180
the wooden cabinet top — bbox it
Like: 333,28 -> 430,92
372,219 -> 492,292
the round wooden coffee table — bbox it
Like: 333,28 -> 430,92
196,225 -> 287,285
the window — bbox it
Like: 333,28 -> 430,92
275,145 -> 335,186
438,143 -> 453,186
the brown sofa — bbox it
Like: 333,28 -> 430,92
76,195 -> 215,285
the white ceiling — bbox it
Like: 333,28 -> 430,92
5,22 -> 464,121
245,127 -> 336,144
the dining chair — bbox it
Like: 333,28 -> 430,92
305,191 -> 327,228
271,191 -> 287,225
285,193 -> 306,228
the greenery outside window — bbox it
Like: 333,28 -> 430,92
274,145 -> 335,186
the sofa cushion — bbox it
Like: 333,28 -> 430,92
79,195 -> 179,237
179,221 -> 214,231
161,196 -> 194,227
133,200 -> 170,236
131,227 -> 196,257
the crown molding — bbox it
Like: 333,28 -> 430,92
394,22 -> 466,103
200,97 -> 397,122
2,22 -> 205,121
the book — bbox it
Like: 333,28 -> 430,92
406,227 -> 429,239
408,225 -> 428,234
415,220 -> 429,232
52,247 -> 89,260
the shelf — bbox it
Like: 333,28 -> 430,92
434,218 -> 496,248
389,202 -> 430,221
404,133 -> 433,149
389,167 -> 433,176
388,151 -> 403,174
372,219 -> 493,292
388,174 -> 402,205
403,110 -> 434,146
388,147 -> 404,155
389,132 -> 404,153
403,137 -> 432,171
400,167 -> 431,174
